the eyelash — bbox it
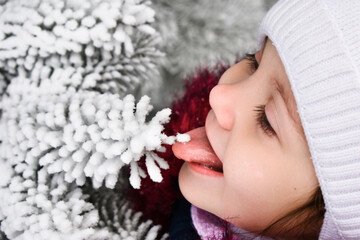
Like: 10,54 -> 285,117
254,105 -> 276,137
245,53 -> 259,72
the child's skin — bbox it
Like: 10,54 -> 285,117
175,38 -> 319,234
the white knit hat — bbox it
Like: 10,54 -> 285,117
258,0 -> 360,239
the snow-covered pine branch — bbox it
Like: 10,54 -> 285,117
0,0 -> 162,99
0,158 -> 167,239
0,77 -> 182,238
0,157 -> 101,239
2,79 -> 187,190
83,183 -> 169,240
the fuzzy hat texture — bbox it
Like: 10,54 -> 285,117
258,0 -> 360,239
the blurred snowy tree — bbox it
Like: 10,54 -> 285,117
0,0 -> 163,98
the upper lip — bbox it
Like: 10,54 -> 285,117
205,110 -> 223,162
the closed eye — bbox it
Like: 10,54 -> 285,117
254,105 -> 276,137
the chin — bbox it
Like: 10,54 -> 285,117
178,162 -> 225,218
178,163 -> 197,204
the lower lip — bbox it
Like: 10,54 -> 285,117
188,162 -> 224,177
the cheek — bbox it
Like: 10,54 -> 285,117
220,148 -> 303,232
222,142 -> 278,195
219,154 -> 276,229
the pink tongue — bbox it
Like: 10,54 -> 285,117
172,127 -> 222,169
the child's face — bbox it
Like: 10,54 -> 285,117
176,39 -> 319,233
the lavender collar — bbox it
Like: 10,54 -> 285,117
191,205 -> 273,240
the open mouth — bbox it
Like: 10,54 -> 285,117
195,162 -> 223,173
187,161 -> 224,177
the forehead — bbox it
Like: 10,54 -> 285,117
261,39 -> 305,137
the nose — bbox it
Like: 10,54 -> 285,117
209,83 -> 235,131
